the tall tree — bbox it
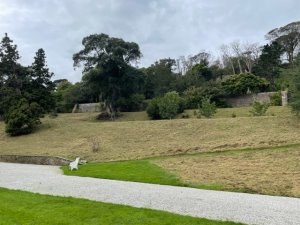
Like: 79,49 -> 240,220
253,41 -> 283,90
73,33 -> 142,118
266,21 -> 300,64
28,48 -> 55,112
241,42 -> 260,73
143,58 -> 177,98
220,44 -> 236,74
0,33 -> 23,118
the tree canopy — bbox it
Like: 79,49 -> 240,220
73,33 -> 143,118
266,21 -> 300,64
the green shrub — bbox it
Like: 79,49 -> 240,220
158,91 -> 181,119
231,112 -> 237,118
198,98 -> 217,118
183,86 -> 203,109
5,99 -> 42,136
222,73 -> 269,96
146,97 -> 161,120
249,101 -> 269,116
270,92 -> 282,106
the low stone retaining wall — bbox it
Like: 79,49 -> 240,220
72,103 -> 102,113
0,155 -> 72,166
225,91 -> 288,107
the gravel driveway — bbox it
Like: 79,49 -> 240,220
0,162 -> 299,225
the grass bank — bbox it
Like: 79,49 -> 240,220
1,107 -> 299,162
0,188 -> 243,225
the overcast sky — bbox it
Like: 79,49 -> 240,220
0,0 -> 299,82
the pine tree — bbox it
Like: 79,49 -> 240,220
0,33 -> 23,118
0,34 -> 55,135
28,48 -> 55,112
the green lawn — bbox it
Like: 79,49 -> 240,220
0,188 -> 243,225
62,160 -> 183,186
62,145 -> 300,197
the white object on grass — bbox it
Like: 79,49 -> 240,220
69,157 -> 80,171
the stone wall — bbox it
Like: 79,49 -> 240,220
0,155 -> 72,166
72,103 -> 102,113
225,91 -> 286,107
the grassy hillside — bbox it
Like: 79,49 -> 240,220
0,107 -> 299,162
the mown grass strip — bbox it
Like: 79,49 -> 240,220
0,188 -> 244,225
62,160 -> 184,186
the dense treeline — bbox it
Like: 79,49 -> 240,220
56,21 -> 300,116
1,21 -> 300,135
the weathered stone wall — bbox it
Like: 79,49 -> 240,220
0,155 -> 72,166
73,103 -> 102,113
225,91 -> 286,107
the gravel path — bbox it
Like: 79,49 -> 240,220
0,162 -> 299,225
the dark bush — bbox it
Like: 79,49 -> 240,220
5,99 -> 42,136
146,97 -> 161,120
117,94 -> 145,112
96,111 -> 111,120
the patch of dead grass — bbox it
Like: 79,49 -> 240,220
154,148 -> 300,197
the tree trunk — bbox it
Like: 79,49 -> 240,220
237,59 -> 243,74
229,59 -> 236,74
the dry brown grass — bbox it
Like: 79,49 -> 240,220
154,147 -> 300,197
0,108 -> 300,162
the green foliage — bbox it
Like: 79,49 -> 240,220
158,91 -> 181,119
143,58 -> 177,98
5,99 -> 42,136
183,86 -> 203,109
28,48 -> 55,112
270,92 -> 282,106
183,83 -> 225,109
266,21 -> 300,64
253,42 -> 283,90
73,33 -> 143,118
146,92 -> 183,119
222,73 -> 269,96
146,97 -> 162,119
249,101 -> 269,116
117,93 -> 145,112
289,61 -> 300,115
185,63 -> 213,86
0,34 -> 55,136
198,98 -> 217,118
